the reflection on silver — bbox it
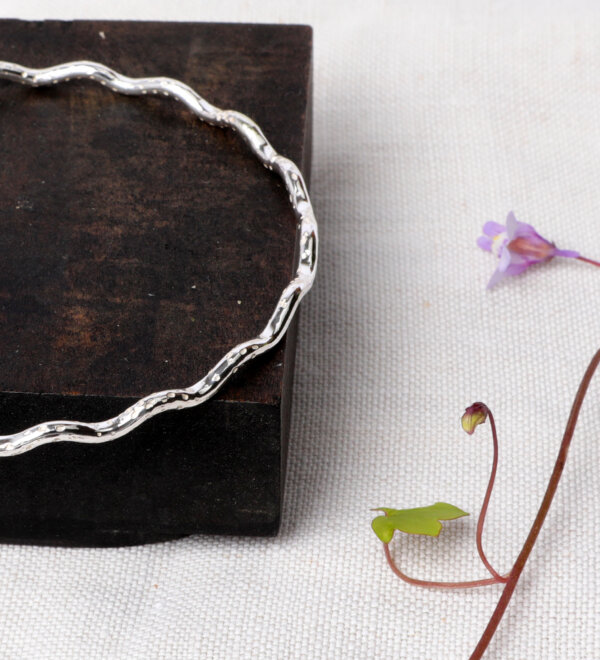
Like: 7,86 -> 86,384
0,60 -> 318,457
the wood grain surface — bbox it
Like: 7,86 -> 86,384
0,19 -> 312,544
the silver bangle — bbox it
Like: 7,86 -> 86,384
0,60 -> 318,457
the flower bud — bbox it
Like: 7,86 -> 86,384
461,402 -> 488,435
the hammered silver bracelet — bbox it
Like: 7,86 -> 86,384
0,60 -> 318,458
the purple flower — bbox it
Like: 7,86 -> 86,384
477,212 -> 580,289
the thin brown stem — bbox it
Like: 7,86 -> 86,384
470,349 -> 600,659
383,543 -> 504,589
476,409 -> 508,583
576,255 -> 600,268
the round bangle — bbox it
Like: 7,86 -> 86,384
0,60 -> 318,457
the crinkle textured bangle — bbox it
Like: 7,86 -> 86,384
0,60 -> 318,458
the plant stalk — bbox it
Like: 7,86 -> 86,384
476,408 -> 507,583
383,543 -> 502,589
470,349 -> 600,659
576,256 -> 600,268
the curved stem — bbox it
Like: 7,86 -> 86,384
576,255 -> 600,268
383,543 -> 504,589
476,409 -> 508,583
470,349 -> 600,659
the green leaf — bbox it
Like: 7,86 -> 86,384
371,502 -> 469,543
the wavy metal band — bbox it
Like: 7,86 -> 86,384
0,60 -> 318,457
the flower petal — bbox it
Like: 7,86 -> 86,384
477,235 -> 493,252
497,245 -> 512,273
513,221 -> 540,239
486,246 -> 535,288
503,249 -> 530,266
505,211 -> 519,239
482,221 -> 505,237
504,262 -> 529,276
486,246 -> 514,289
505,211 -> 542,242
486,266 -> 507,289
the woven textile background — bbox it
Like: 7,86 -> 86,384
2,1 -> 600,658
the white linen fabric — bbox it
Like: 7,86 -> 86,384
1,1 -> 600,657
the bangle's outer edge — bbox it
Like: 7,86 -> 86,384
0,60 -> 318,457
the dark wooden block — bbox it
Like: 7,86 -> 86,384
0,19 -> 312,545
